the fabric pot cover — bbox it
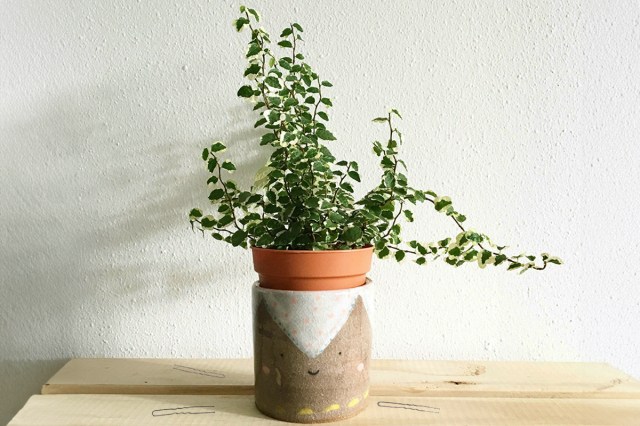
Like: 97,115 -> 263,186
252,280 -> 373,423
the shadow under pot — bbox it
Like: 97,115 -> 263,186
252,280 -> 373,423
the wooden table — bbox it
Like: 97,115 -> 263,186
9,359 -> 640,425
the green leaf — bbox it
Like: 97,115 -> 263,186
208,188 -> 225,201
416,257 -> 426,265
466,232 -> 483,243
304,197 -> 320,209
247,194 -> 262,204
247,8 -> 260,21
278,58 -> 292,70
237,191 -> 251,203
317,111 -> 329,121
264,76 -> 281,88
321,80 -> 333,87
372,117 -> 388,123
434,196 -> 452,212
494,254 -> 508,266
254,118 -> 267,128
292,23 -> 304,32
230,230 -> 248,246
217,215 -> 233,227
348,171 -> 361,182
278,40 -> 293,48
201,216 -> 216,228
320,98 -> 333,107
395,250 -> 405,262
244,64 -> 260,76
234,17 -> 249,32
246,43 -> 261,57
189,208 -> 203,218
340,182 -> 354,193
283,98 -> 298,108
383,173 -> 395,188
237,85 -> 254,98
261,133 -> 277,145
263,204 -> 279,214
210,142 -> 226,152
507,262 -> 522,271
280,28 -> 293,37
391,109 -> 402,119
316,129 -> 336,140
343,227 -> 363,243
207,158 -> 217,173
328,212 -> 345,223
255,234 -> 272,247
201,148 -> 209,161
221,161 -> 236,171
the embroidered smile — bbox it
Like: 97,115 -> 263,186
307,369 -> 320,376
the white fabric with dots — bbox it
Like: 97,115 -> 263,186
253,281 -> 373,358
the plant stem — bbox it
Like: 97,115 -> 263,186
217,164 -> 243,231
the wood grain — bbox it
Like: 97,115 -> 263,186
10,394 -> 640,426
41,358 -> 640,399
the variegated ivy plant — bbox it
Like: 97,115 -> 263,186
189,6 -> 562,273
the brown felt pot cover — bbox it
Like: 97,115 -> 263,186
252,280 -> 373,423
251,246 -> 374,291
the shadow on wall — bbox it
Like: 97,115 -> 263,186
0,81 -> 265,421
0,359 -> 67,425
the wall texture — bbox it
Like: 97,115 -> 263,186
1,0 -> 639,422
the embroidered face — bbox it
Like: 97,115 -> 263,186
254,295 -> 371,422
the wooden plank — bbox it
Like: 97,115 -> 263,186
42,359 -> 254,396
373,359 -> 640,399
9,394 -> 640,425
42,358 -> 640,399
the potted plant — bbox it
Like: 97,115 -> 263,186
189,6 -> 561,423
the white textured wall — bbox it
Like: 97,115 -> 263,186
2,0 -> 639,422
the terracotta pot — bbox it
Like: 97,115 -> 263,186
251,246 -> 374,291
252,280 -> 373,423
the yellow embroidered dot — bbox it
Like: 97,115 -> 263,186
324,404 -> 340,412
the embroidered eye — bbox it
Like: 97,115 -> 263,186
338,351 -> 342,355
280,353 -> 284,358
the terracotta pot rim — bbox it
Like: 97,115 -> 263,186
254,278 -> 372,293
251,245 -> 373,255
